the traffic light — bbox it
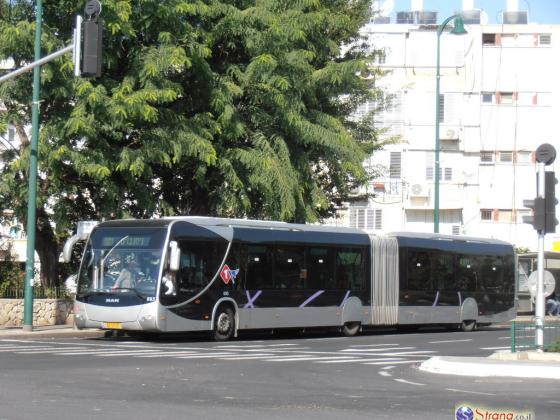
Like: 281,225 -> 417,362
545,171 -> 558,233
82,18 -> 103,77
523,197 -> 545,231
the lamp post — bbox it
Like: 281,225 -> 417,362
434,14 -> 467,233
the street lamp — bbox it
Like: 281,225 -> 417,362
434,14 -> 467,234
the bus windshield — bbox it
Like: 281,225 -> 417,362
77,227 -> 167,299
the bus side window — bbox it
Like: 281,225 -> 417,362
273,246 -> 304,289
407,250 -> 431,291
480,256 -> 503,291
245,245 -> 272,289
336,248 -> 365,291
456,255 -> 477,291
306,247 -> 334,289
433,252 -> 455,291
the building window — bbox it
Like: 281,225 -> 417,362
517,151 -> 532,163
480,209 -> 492,221
498,92 -> 515,105
426,167 -> 434,181
444,168 -> 452,181
482,92 -> 494,103
539,34 -> 551,45
438,94 -> 445,121
376,48 -> 386,64
482,33 -> 496,45
451,225 -> 461,235
480,151 -> 495,163
499,151 -> 513,163
349,208 -> 382,230
497,210 -> 514,223
389,152 -> 402,178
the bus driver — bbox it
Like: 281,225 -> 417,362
113,258 -> 140,289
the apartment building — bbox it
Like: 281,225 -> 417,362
337,0 -> 560,252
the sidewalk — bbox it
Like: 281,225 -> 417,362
0,324 -> 105,339
420,352 -> 560,380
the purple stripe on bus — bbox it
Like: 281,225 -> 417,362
340,290 -> 351,307
299,290 -> 325,308
244,290 -> 262,309
432,290 -> 440,307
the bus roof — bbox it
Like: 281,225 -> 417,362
94,216 -> 367,235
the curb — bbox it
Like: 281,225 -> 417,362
419,355 -> 560,380
0,328 -> 105,339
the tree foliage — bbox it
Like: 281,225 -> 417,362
0,0 -> 386,286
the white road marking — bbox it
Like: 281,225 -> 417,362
446,388 -> 496,396
363,359 -> 426,365
217,354 -> 280,360
371,351 -> 437,356
15,347 -> 85,354
378,371 -> 392,377
394,379 -> 425,386
480,346 -> 510,350
175,353 -> 239,359
341,347 -> 415,352
0,346 -> 56,352
428,339 -> 472,344
348,344 -> 399,347
267,356 -> 361,362
96,351 -> 199,358
318,357 -> 404,364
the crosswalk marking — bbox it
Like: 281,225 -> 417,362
341,346 -> 414,352
317,357 -> 404,364
363,359 -> 426,365
0,339 -> 436,366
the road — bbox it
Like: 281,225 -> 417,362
0,326 -> 557,419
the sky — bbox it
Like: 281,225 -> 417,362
380,0 -> 560,24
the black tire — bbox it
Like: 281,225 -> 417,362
461,320 -> 476,332
342,321 -> 361,337
213,306 -> 235,341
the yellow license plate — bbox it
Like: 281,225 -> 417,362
105,322 -> 123,329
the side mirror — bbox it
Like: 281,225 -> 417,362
169,241 -> 180,272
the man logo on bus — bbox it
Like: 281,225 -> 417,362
220,265 -> 239,285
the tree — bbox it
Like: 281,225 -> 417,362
0,0 -> 386,286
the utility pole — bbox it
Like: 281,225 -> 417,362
22,0 -> 43,332
523,143 -> 557,351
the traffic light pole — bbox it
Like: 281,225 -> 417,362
535,161 -> 546,351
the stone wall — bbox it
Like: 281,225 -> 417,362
0,299 -> 74,327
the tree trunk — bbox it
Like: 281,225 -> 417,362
34,209 -> 59,288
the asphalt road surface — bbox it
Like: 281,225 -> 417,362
0,326 -> 557,420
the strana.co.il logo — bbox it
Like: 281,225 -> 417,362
456,406 -> 474,420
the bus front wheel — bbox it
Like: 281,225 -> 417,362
213,306 -> 235,341
461,320 -> 476,332
342,322 -> 361,337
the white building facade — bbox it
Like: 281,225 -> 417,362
338,2 -> 560,252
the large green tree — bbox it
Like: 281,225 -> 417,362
0,0 -> 386,287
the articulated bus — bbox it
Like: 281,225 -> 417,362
68,217 -> 516,340
517,252 -> 560,313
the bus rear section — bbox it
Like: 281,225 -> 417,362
369,233 -> 516,331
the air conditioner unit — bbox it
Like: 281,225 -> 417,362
440,128 -> 459,140
410,184 -> 429,197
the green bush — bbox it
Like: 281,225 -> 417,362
0,260 -> 25,296
547,338 -> 560,353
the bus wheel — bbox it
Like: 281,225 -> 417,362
342,322 -> 361,337
213,306 -> 235,341
461,320 -> 476,332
